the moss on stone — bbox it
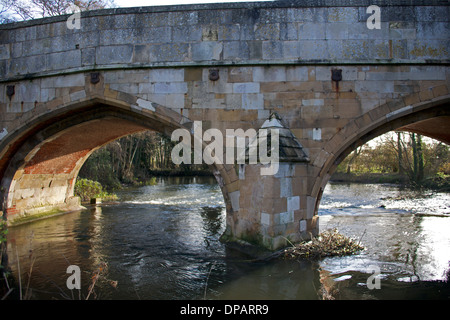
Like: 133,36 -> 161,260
8,208 -> 65,226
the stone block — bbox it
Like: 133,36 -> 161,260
298,22 -> 325,40
298,40 -> 328,60
96,45 -> 133,64
280,23 -> 298,41
192,41 -> 223,61
286,66 -> 308,81
135,98 -> 156,112
355,80 -> 394,93
306,196 -> 316,219
154,82 -> 187,94
262,41 -> 283,60
280,177 -> 292,198
172,25 -> 202,42
415,6 -> 449,22
149,69 -> 185,82
0,44 -> 10,60
432,85 -> 449,98
302,99 -> 324,107
91,198 -> 102,204
218,24 -> 240,41
325,23 -> 349,39
16,81 -> 41,102
279,211 -> 294,225
184,68 -> 203,81
149,43 -> 189,62
286,8 -> 314,23
402,93 -> 420,107
253,67 -> 286,82
229,190 -> 240,212
261,212 -> 271,226
299,219 -> 307,233
287,196 -> 300,212
282,41 -> 301,59
228,67 -> 253,83
135,27 -> 172,44
81,47 -> 96,66
366,71 -> 446,81
274,163 -> 295,178
312,128 -> 321,141
69,90 -> 86,102
419,88 -> 434,102
48,50 -> 81,70
169,11 -> 198,26
242,93 -> 263,110
327,7 -> 358,23
110,83 -> 139,94
255,23 -> 280,41
233,82 -> 260,94
223,41 -> 248,60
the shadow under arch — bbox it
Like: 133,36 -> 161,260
311,96 -> 450,219
0,98 -> 235,225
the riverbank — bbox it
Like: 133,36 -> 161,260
330,172 -> 450,192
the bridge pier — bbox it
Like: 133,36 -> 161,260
222,162 -> 319,250
219,114 -> 320,250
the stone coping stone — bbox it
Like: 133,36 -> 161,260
0,0 -> 447,30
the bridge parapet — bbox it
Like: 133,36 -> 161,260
0,0 -> 449,82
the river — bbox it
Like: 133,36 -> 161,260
5,177 -> 450,300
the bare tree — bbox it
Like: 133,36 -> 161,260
1,0 -> 115,22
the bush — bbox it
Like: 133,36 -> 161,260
74,178 -> 118,202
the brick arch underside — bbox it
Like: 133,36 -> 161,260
1,103 -> 231,223
311,98 -> 450,216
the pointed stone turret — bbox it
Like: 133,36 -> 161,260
246,112 -> 310,163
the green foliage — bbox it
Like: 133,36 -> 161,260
78,131 -> 211,190
0,219 -> 7,245
74,178 -> 117,202
336,131 -> 450,188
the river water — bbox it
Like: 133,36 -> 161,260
5,177 -> 450,300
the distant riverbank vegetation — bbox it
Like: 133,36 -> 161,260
77,131 -> 211,192
74,130 -> 449,201
331,132 -> 450,191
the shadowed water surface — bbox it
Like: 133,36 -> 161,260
5,178 -> 450,299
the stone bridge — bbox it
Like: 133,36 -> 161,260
0,0 -> 449,250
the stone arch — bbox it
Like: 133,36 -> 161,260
310,93 -> 450,217
0,94 -> 237,224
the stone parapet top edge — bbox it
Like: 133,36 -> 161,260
1,59 -> 450,84
1,0 -> 448,30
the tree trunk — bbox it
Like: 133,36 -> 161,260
397,132 -> 404,174
417,134 -> 424,182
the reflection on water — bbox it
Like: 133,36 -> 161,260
5,178 -> 450,299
